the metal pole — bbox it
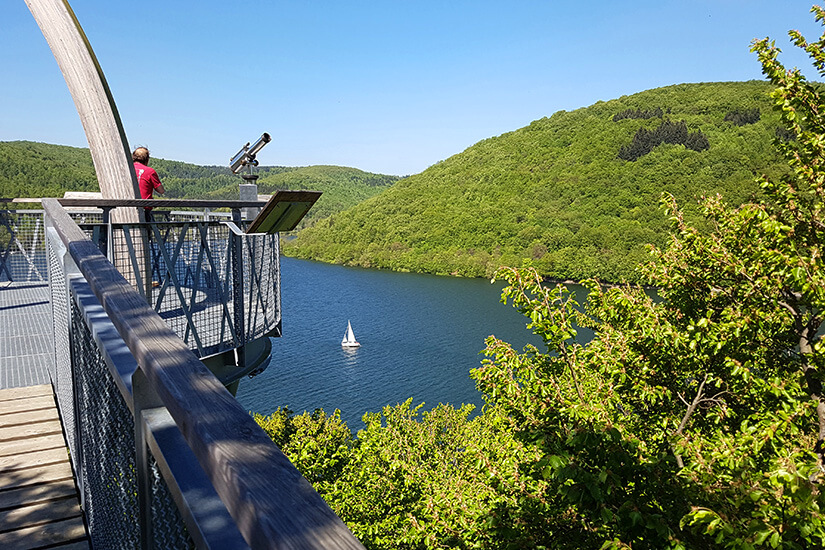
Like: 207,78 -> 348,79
230,209 -> 245,368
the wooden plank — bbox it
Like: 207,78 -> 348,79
0,516 -> 87,547
57,198 -> 266,208
0,496 -> 81,531
0,407 -> 59,429
2,197 -> 266,209
0,385 -> 52,403
0,461 -> 73,491
0,447 -> 69,473
0,419 -> 62,443
0,478 -> 78,511
0,434 -> 66,458
0,396 -> 56,416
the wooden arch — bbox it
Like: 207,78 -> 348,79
25,0 -> 140,220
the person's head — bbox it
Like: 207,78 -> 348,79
132,146 -> 150,164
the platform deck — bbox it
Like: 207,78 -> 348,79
0,283 -> 52,390
0,384 -> 89,549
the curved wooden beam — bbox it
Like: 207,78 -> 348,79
25,0 -> 140,221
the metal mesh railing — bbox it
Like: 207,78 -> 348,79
5,208 -> 280,358
46,213 -> 196,548
70,297 -> 193,549
240,229 -> 281,343
169,210 -> 232,222
0,210 -> 47,282
47,225 -> 75,456
2,209 -> 104,283
99,220 -> 280,358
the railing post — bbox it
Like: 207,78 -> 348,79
142,220 -> 153,304
100,206 -> 111,259
133,368 -> 163,550
231,209 -> 246,368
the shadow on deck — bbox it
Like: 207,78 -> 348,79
0,384 -> 90,548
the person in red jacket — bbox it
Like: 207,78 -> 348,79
132,146 -> 166,221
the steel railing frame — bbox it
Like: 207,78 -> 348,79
2,203 -> 281,360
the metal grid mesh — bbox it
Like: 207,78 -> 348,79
0,209 -> 106,283
112,222 -> 234,356
47,226 -> 76,459
169,210 -> 232,222
103,221 -> 280,358
70,297 -> 193,549
0,210 -> 47,282
241,232 -> 281,342
71,299 -> 140,549
151,457 -> 196,550
22,208 -> 280,361
67,210 -> 104,224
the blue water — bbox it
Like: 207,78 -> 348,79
235,257 -> 547,428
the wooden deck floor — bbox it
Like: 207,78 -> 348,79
0,384 -> 89,549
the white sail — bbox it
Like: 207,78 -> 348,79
342,320 -> 360,347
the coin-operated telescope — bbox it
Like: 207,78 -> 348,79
229,132 -> 271,181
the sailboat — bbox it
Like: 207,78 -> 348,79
341,320 -> 361,348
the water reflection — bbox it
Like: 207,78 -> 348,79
341,346 -> 359,369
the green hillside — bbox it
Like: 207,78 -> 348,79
0,141 -> 99,199
0,141 -> 397,223
285,81 -> 789,282
202,165 -> 400,229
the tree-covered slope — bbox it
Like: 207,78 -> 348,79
0,141 -> 99,199
202,165 -> 400,229
0,141 -> 397,225
285,81 -> 789,282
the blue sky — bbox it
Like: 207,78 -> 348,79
1,1 -> 822,176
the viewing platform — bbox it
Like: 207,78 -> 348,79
0,198 -> 362,550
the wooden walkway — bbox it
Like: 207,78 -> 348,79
0,282 -> 89,549
0,384 -> 88,548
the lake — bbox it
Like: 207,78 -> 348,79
235,257 -> 550,428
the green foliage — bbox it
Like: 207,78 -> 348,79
201,165 -> 400,229
724,108 -> 761,126
613,107 -> 665,122
254,401 -> 552,549
255,9 -> 825,548
0,141 -> 98,203
617,119 -> 710,160
286,81 -> 787,282
475,255 -> 825,548
468,11 -> 825,547
253,407 -> 352,484
0,141 -> 396,224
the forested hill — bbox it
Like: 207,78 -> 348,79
201,165 -> 401,229
0,141 -> 398,225
285,81 -> 789,282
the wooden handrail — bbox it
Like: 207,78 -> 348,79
1,197 -> 268,208
42,198 -> 363,549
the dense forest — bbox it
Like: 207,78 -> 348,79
0,141 -> 398,226
200,165 -> 400,229
285,80 -> 790,283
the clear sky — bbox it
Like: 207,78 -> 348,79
0,1 -> 822,176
